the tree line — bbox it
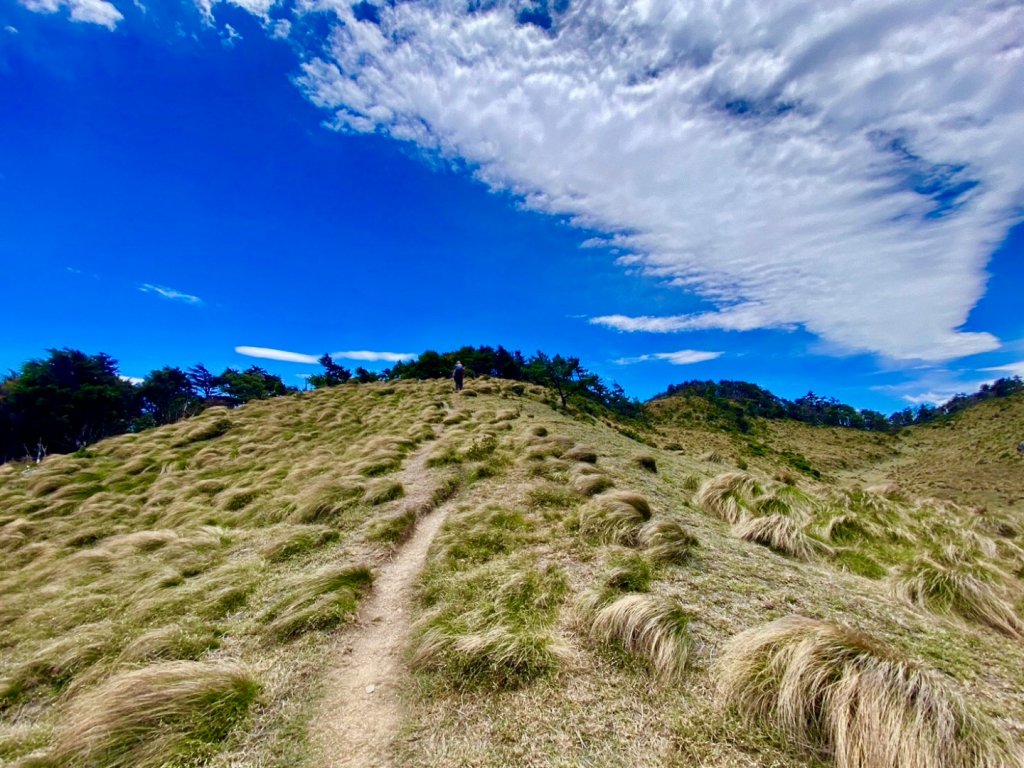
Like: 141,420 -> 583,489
652,377 -> 1024,433
0,345 -> 640,463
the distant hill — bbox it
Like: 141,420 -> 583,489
1,378 -> 1021,767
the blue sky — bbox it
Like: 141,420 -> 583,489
2,0 -> 1022,412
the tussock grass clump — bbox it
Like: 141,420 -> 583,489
0,622 -> 116,707
46,660 -> 259,768
434,506 -> 531,567
734,514 -> 827,561
525,483 -> 581,510
716,615 -> 1019,768
292,481 -> 363,523
564,445 -> 598,463
174,417 -> 232,446
585,593 -> 691,682
363,479 -> 404,506
639,517 -> 698,564
603,552 -> 654,593
260,525 -> 340,562
367,505 -> 420,546
572,472 -> 614,497
411,560 -> 569,689
634,454 -> 658,473
890,547 -> 1024,638
579,492 -> 652,545
119,622 -> 222,663
696,471 -> 761,523
261,564 -> 372,641
430,474 -> 462,507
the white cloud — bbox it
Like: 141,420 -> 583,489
119,375 -> 144,385
270,18 -> 290,39
221,21 -> 241,45
20,0 -> 123,29
4,25 -> 18,33
980,361 -> 1024,378
332,350 -> 416,363
615,350 -> 723,366
236,346 -> 319,364
235,347 -> 416,364
288,0 -> 1022,363
195,0 -> 276,24
139,283 -> 202,305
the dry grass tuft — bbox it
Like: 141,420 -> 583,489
634,454 -> 658,473
261,564 -> 373,641
695,471 -> 760,523
733,514 -> 827,561
586,593 -> 691,682
564,445 -> 598,463
890,547 -> 1024,638
572,472 -> 615,497
716,615 -> 1019,768
579,492 -> 652,545
45,660 -> 259,768
639,517 -> 698,564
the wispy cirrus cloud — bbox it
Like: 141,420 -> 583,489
139,283 -> 203,305
291,0 -> 1022,363
980,361 -> 1024,378
19,0 -> 123,29
235,346 -> 416,364
614,350 -> 723,366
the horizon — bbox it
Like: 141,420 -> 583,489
3,1 -> 1023,414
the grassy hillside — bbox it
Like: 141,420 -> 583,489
1,380 -> 1022,767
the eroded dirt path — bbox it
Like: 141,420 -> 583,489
310,418 -> 454,768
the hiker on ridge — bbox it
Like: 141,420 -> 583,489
452,361 -> 465,392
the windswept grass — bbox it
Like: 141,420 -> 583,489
695,471 -> 760,523
717,615 -> 1019,768
583,593 -> 691,682
638,517 -> 699,564
411,558 -> 569,689
734,514 -> 828,560
261,564 -> 373,641
42,660 -> 259,768
890,546 -> 1024,638
579,491 -> 652,545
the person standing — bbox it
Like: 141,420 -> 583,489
452,361 -> 465,392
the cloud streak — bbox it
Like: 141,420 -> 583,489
235,346 -> 416,364
292,0 -> 1023,362
615,350 -> 723,366
19,0 -> 123,29
139,283 -> 202,305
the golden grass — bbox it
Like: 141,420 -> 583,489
733,514 -> 828,560
585,593 -> 691,682
43,660 -> 259,768
890,546 -> 1024,639
716,615 -> 1019,768
261,564 -> 373,641
579,491 -> 652,545
638,517 -> 699,564
695,471 -> 760,523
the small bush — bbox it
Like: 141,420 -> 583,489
716,615 -> 1019,768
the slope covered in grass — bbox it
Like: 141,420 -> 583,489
1,377 -> 1022,768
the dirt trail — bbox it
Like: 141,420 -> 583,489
310,416 -> 454,768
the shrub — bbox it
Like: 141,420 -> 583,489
716,616 -> 1018,768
